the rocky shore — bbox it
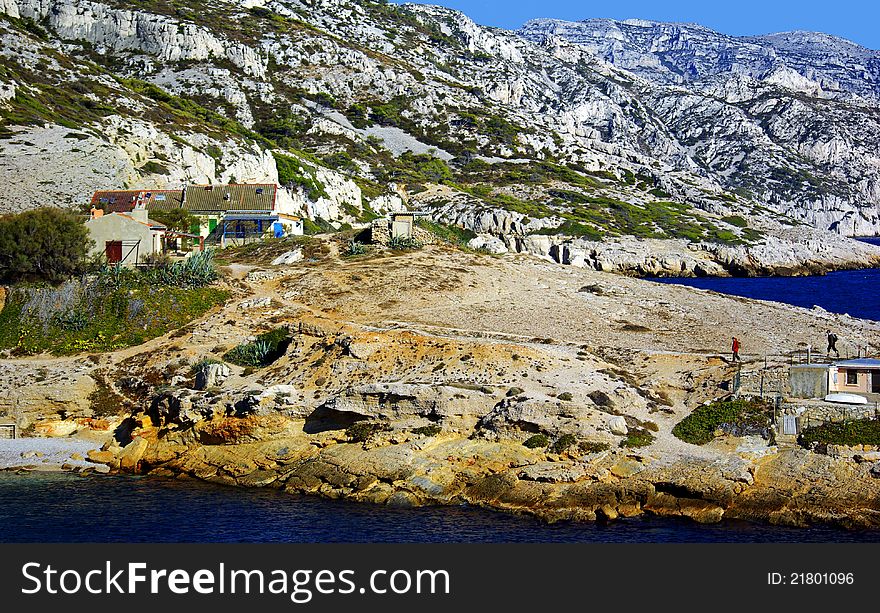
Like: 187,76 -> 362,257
4,243 -> 880,530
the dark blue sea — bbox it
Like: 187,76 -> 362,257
1,472 -> 877,543
650,237 -> 880,321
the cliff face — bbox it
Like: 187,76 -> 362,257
1,0 -> 880,267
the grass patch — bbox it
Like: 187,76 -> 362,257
672,398 -> 771,445
415,218 -> 476,246
0,281 -> 228,356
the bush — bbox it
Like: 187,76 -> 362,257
549,433 -> 576,454
0,208 -> 92,284
798,419 -> 880,451
578,441 -> 610,454
672,398 -> 770,445
506,387 -> 524,397
620,428 -> 656,448
346,421 -> 391,443
557,392 -> 573,401
224,327 -> 291,368
411,424 -> 442,437
522,434 -> 549,449
387,236 -> 422,251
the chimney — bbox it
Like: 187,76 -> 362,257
130,208 -> 149,223
90,208 -> 103,220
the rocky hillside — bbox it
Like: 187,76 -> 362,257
0,0 -> 879,273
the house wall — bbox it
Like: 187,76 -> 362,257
834,368 -> 875,393
85,214 -> 158,266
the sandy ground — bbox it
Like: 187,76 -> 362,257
0,438 -> 101,470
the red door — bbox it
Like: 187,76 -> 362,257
105,241 -> 122,263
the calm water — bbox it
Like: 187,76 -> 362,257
650,238 -> 880,321
1,472 -> 877,543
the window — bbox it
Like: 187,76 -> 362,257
145,192 -> 152,198
256,188 -> 264,195
846,370 -> 858,385
155,194 -> 166,201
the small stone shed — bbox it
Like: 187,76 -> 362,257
371,211 -> 434,244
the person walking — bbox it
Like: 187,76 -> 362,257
827,331 -> 840,358
731,336 -> 741,362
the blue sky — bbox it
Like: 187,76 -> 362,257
398,1 -> 879,49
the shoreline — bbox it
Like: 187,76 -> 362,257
0,438 -> 105,473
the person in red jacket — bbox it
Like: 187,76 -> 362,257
731,337 -> 741,362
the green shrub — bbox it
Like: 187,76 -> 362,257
522,434 -> 549,449
578,441 -> 610,454
798,419 -> 880,451
672,398 -> 770,445
620,429 -> 655,448
506,387 -> 524,397
557,392 -> 573,401
549,433 -> 577,454
224,327 -> 291,368
0,208 -> 92,284
346,421 -> 391,443
411,424 -> 442,437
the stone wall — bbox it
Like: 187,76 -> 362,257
737,365 -> 790,397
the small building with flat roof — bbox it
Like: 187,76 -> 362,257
830,358 -> 880,394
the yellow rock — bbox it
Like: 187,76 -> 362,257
118,437 -> 149,471
87,449 -> 115,464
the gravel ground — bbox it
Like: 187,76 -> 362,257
0,438 -> 100,470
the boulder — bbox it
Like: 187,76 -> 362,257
87,449 -> 116,464
118,437 -> 149,471
467,235 -> 508,255
195,363 -> 231,390
272,249 -> 304,265
607,416 -> 628,435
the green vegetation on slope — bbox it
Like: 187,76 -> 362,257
672,398 -> 771,445
0,251 -> 227,355
799,419 -> 880,451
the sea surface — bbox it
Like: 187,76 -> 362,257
650,237 -> 880,322
1,472 -> 878,543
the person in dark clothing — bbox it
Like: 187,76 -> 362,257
827,331 -> 839,357
731,337 -> 741,362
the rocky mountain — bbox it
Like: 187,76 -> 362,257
0,0 -> 879,274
